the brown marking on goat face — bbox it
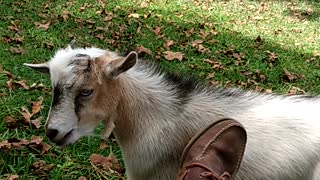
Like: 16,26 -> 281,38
75,55 -> 123,136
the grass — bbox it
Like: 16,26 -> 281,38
1,0 -> 320,179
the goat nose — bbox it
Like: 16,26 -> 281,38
46,129 -> 59,141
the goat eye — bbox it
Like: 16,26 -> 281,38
80,89 -> 93,96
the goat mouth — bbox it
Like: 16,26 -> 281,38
55,130 -> 74,146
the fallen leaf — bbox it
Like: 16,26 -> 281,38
128,13 -> 140,18
188,64 -> 197,69
41,142 -> 51,154
7,25 -> 20,32
4,116 -> 18,128
164,40 -> 174,49
90,153 -> 122,173
30,135 -> 43,145
9,47 -> 25,54
199,29 -> 209,38
31,117 -> 42,129
6,175 -> 19,180
283,68 -> 296,81
31,97 -> 44,115
0,65 -> 14,79
210,28 -> 218,35
32,160 -> 55,175
0,140 -> 11,149
15,80 -> 30,90
206,72 -> 215,79
192,40 -> 203,47
44,42 -> 54,49
135,46 -> 152,56
14,36 -> 24,44
80,3 -> 91,12
104,16 -> 113,21
78,176 -> 87,180
21,106 -> 32,123
288,86 -> 305,95
196,44 -> 210,53
99,141 -> 109,150
152,26 -> 161,36
163,51 -> 184,61
265,89 -> 272,93
34,21 -> 51,30
203,59 -> 223,69
62,10 -> 69,21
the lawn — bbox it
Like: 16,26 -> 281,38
1,0 -> 320,179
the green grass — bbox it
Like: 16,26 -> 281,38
1,0 -> 320,179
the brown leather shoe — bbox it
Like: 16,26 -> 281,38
177,119 -> 247,180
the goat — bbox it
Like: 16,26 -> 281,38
25,46 -> 320,180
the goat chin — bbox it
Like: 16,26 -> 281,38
27,47 -> 320,180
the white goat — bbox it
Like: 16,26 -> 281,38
25,46 -> 320,180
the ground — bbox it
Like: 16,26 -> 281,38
0,0 -> 320,179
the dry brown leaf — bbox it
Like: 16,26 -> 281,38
128,13 -> 140,18
283,68 -> 296,81
90,153 -> 122,173
266,51 -> 278,61
78,176 -> 87,180
14,36 -> 24,44
62,10 -> 69,21
0,65 -> 14,78
34,21 -> 51,30
164,40 -> 174,49
0,140 -> 11,149
44,41 -> 54,49
204,59 -> 223,69
99,141 -> 109,150
41,142 -> 52,154
21,106 -> 32,123
7,25 -> 20,32
30,135 -> 43,145
9,47 -> 25,54
16,80 -> 30,90
288,86 -> 305,95
4,116 -> 18,128
0,136 -> 50,154
265,89 -> 272,93
210,28 -> 218,35
188,64 -> 197,69
163,51 -> 184,61
80,3 -> 91,11
152,26 -> 161,36
31,96 -> 44,115
32,160 -> 55,174
199,29 -> 209,38
192,40 -> 203,47
135,46 -> 152,56
31,117 -> 42,129
206,72 -> 215,79
6,175 -> 19,180
104,16 -> 113,21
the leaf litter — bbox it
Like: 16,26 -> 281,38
90,153 -> 123,175
0,135 -> 51,154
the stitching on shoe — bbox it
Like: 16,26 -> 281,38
195,122 -> 238,160
195,122 -> 246,176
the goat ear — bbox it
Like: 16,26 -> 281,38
109,51 -> 137,78
24,63 -> 50,74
